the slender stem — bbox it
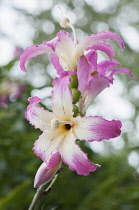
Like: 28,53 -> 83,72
28,185 -> 46,210
43,174 -> 58,194
28,174 -> 59,210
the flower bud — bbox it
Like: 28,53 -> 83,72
34,160 -> 62,188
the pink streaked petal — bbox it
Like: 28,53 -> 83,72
34,159 -> 62,188
20,42 -> 54,72
77,55 -> 92,94
79,76 -> 110,114
107,68 -> 134,80
56,30 -> 74,48
76,31 -> 124,56
33,130 -> 64,165
97,60 -> 120,75
47,151 -> 61,169
59,131 -> 100,175
86,51 -> 97,70
28,96 -> 43,104
73,116 -> 122,142
88,76 -> 110,100
87,42 -> 115,60
25,96 -> 55,131
47,36 -> 60,51
79,74 -> 110,115
52,72 -> 73,120
49,53 -> 64,75
55,31 -> 76,71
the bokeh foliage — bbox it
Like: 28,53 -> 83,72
0,0 -> 139,209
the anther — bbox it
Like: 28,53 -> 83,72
51,119 -> 72,130
59,7 -> 77,45
51,119 -> 60,130
60,17 -> 70,28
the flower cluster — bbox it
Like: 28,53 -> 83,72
20,18 -> 133,187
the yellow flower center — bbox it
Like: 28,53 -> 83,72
51,119 -> 72,130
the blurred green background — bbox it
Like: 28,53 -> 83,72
0,0 -> 139,209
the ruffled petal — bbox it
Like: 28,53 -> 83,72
49,53 -> 64,75
107,68 -> 134,81
59,130 -> 100,175
55,31 -> 76,71
77,55 -> 92,94
25,96 -> 55,131
52,72 -> 74,121
20,41 -> 55,72
76,31 -> 124,57
33,130 -> 64,166
47,36 -> 60,51
34,158 -> 62,188
97,60 -> 120,75
73,116 -> 122,142
87,42 -> 115,60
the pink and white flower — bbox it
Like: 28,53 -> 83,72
20,30 -> 124,74
25,73 -> 122,175
77,52 -> 133,114
20,25 -> 133,115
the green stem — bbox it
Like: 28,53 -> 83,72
28,174 -> 59,210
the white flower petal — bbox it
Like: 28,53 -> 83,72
52,73 -> 73,121
73,116 -> 122,142
59,130 -> 100,175
25,96 -> 55,131
55,31 -> 76,71
33,130 -> 64,166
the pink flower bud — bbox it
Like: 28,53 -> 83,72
34,160 -> 62,188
